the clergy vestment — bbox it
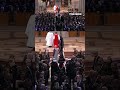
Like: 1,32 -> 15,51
25,14 -> 35,48
53,33 -> 60,48
45,32 -> 54,47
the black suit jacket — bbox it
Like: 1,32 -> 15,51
59,36 -> 64,49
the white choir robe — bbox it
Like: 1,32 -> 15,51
25,14 -> 35,47
45,32 -> 54,47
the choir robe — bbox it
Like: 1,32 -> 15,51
45,32 -> 54,47
25,14 -> 35,48
53,34 -> 60,48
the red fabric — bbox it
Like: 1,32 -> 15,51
54,34 -> 59,48
56,6 -> 58,11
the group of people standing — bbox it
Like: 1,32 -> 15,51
45,31 -> 64,62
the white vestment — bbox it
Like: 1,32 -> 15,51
45,32 -> 54,46
25,14 -> 35,47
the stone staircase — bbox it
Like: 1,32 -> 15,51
86,31 -> 120,61
35,37 -> 85,58
0,26 -> 31,62
85,31 -> 120,75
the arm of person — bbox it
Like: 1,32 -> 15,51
45,32 -> 49,41
58,35 -> 60,40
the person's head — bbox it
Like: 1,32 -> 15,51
9,55 -> 15,67
51,62 -> 58,68
91,51 -> 98,57
25,59 -> 31,66
54,74 -> 58,80
76,74 -> 82,81
54,82 -> 59,89
106,56 -> 112,63
101,86 -> 108,90
36,51 -> 39,56
73,82 -> 77,88
88,70 -> 98,78
9,55 -> 15,61
59,62 -> 64,68
46,49 -> 49,53
55,32 -> 57,34
27,53 -> 33,60
73,48 -> 77,52
39,49 -> 42,54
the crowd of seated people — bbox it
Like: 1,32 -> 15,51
35,13 -> 55,31
0,48 -> 51,90
0,48 -> 85,90
0,49 -> 119,90
0,0 -> 34,12
85,51 -> 120,90
86,0 -> 120,12
0,50 -> 36,90
56,13 -> 85,31
35,12 -> 85,31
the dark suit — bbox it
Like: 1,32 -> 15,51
59,36 -> 64,53
10,65 -> 18,90
43,52 -> 50,62
92,56 -> 104,74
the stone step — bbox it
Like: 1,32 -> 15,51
36,37 -> 85,43
86,32 -> 99,38
0,26 -> 26,31
101,32 -> 120,39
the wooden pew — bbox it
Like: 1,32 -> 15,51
86,12 -> 101,26
69,31 -> 77,37
79,31 -> 85,37
40,31 -> 48,37
0,13 -> 8,25
105,13 -> 120,25
15,12 -> 32,26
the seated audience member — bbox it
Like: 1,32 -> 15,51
35,12 -> 85,31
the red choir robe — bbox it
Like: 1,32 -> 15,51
53,34 -> 60,48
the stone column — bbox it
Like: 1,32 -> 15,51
68,0 -> 71,9
80,0 -> 85,14
35,0 -> 38,14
